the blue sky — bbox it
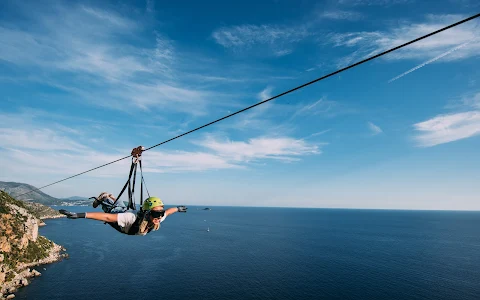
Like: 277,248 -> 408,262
1,0 -> 479,209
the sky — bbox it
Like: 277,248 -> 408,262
1,0 -> 479,210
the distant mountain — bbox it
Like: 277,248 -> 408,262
0,181 -> 62,205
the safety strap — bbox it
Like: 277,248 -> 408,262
108,161 -> 135,211
130,159 -> 138,210
108,146 -> 146,213
139,160 -> 150,209
140,160 -> 143,209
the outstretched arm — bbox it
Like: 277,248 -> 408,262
165,207 -> 178,216
59,209 -> 118,222
165,206 -> 187,216
86,212 -> 118,223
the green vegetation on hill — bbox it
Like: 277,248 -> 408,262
0,190 -> 61,219
0,181 -> 62,205
0,190 -> 28,212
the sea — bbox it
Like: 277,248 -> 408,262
14,206 -> 480,300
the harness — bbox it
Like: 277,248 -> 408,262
109,146 -> 149,212
93,146 -> 158,235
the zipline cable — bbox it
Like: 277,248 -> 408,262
13,13 -> 480,199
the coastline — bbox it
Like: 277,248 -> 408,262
1,216 -> 68,300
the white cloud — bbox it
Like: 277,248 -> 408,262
81,6 -> 137,28
258,86 -> 274,101
273,49 -> 294,57
291,97 -> 352,120
388,40 -> 474,82
0,128 -> 88,152
0,135 -> 320,176
117,82 -> 212,115
413,111 -> 480,147
0,9 -> 148,81
302,129 -> 332,140
195,136 -> 320,162
337,0 -> 412,5
299,99 -> 335,114
444,91 -> 480,111
211,24 -> 311,56
219,86 -> 281,132
0,146 -> 131,177
0,109 -> 321,177
212,24 -> 309,47
326,14 -> 480,67
138,151 -> 241,172
367,122 -> 383,135
461,92 -> 480,109
320,10 -> 363,21
0,3 -> 225,115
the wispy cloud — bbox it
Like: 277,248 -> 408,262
81,5 -> 137,29
337,0 -> 412,6
258,86 -> 274,101
444,91 -> 480,111
211,24 -> 311,57
413,111 -> 480,147
0,3 -> 233,116
413,91 -> 480,147
145,0 -> 155,13
219,86 -> 282,132
291,97 -> 354,120
462,92 -> 480,109
325,14 -> 480,67
388,39 -> 474,82
367,122 -> 383,135
319,10 -> 363,21
294,98 -> 336,116
302,129 -> 332,140
0,128 -> 88,152
0,129 -> 321,177
134,151 -> 242,173
0,107 -> 320,176
195,136 -> 320,162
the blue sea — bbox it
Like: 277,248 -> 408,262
14,206 -> 480,300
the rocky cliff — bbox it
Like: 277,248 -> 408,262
0,191 -> 68,299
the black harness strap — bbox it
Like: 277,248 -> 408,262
107,160 -> 136,213
139,160 -> 150,209
130,161 -> 138,211
140,161 -> 143,210
103,146 -> 155,233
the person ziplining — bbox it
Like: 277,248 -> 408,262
59,146 -> 188,236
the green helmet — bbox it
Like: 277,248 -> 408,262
142,197 -> 164,211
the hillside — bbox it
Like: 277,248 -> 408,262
0,181 -> 61,205
0,191 -> 67,298
23,201 -> 65,220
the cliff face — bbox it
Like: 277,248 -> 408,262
0,191 -> 67,298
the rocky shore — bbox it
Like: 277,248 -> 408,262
0,191 -> 69,299
0,243 -> 68,299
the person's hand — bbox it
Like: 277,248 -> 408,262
177,206 -> 187,213
59,209 -> 85,219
